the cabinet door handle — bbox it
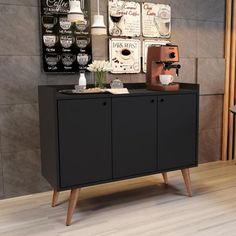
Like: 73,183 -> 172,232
151,99 -> 155,103
160,98 -> 164,102
103,102 -> 107,106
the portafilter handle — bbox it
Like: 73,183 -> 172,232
164,63 -> 181,76
176,65 -> 181,77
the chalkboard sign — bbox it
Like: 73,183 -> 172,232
40,0 -> 92,73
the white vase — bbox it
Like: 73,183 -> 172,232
78,72 -> 87,91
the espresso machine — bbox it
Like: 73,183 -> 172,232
146,45 -> 181,91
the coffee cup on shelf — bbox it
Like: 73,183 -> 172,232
159,74 -> 174,85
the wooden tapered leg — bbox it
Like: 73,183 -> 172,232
162,172 -> 168,184
51,190 -> 60,207
66,188 -> 80,226
181,169 -> 192,197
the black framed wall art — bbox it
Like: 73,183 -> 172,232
40,0 -> 92,73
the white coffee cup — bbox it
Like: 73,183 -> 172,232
42,16 -> 57,29
76,37 -> 90,48
159,74 -> 174,85
43,35 -> 57,47
77,53 -> 91,66
59,17 -> 71,30
60,35 -> 74,48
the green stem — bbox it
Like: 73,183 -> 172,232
96,71 -> 105,88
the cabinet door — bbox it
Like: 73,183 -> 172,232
112,96 -> 157,178
58,98 -> 112,188
157,94 -> 198,171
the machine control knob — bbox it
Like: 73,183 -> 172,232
169,52 -> 176,58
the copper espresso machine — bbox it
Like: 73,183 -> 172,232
146,45 -> 181,91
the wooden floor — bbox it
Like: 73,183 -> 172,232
1,161 -> 236,236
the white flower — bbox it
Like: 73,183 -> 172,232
87,60 -> 113,72
87,64 -> 96,72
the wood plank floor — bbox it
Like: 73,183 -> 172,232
1,161 -> 236,236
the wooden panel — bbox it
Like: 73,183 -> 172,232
232,0 -> 236,159
222,0 -> 232,160
228,3 -> 235,160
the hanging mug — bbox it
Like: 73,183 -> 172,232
43,35 -> 57,47
60,35 -> 74,49
45,53 -> 60,66
77,53 -> 91,66
42,16 -> 57,29
61,53 -> 76,66
76,37 -> 90,48
59,17 -> 72,30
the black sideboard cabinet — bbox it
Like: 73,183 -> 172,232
38,83 -> 199,225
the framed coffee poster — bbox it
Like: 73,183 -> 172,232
142,3 -> 171,38
142,40 -> 170,73
109,38 -> 141,74
108,0 -> 141,37
40,0 -> 92,73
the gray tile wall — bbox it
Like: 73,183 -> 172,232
0,153 -> 3,199
0,104 -> 40,152
0,0 -> 226,198
2,149 -> 50,198
0,5 -> 40,56
198,59 -> 225,95
199,95 -> 223,163
199,128 -> 222,163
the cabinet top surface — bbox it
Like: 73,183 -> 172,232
39,83 -> 199,100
